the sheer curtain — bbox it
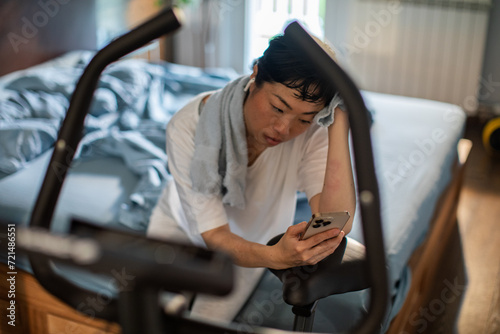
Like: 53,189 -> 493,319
172,0 -> 325,74
172,0 -> 246,72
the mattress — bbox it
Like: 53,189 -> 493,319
0,149 -> 139,268
357,91 -> 466,285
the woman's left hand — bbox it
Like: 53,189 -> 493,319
269,221 -> 345,270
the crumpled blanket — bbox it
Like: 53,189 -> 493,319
0,50 -> 234,229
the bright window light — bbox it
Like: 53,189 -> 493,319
244,0 -> 325,71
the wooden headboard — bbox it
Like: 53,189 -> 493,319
0,0 -> 97,77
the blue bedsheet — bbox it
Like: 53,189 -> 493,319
0,51 -> 235,230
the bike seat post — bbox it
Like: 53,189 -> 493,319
292,301 -> 318,332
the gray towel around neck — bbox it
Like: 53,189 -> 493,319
190,75 -> 250,209
189,75 -> 341,209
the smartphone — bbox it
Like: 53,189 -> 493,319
300,211 -> 350,240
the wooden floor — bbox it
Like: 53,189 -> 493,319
456,116 -> 500,334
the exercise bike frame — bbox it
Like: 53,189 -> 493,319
24,7 -> 389,334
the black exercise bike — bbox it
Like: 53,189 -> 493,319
16,7 -> 389,334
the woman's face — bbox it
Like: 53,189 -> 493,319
243,79 -> 325,153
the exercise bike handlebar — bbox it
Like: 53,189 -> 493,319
27,7 -> 184,322
283,22 -> 389,334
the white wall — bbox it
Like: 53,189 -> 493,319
479,0 -> 500,111
323,0 -> 492,113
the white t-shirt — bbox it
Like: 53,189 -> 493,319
149,92 -> 328,246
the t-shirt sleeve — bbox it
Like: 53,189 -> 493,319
297,124 -> 329,201
165,98 -> 228,234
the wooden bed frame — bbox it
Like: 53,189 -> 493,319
0,262 -> 120,334
0,140 -> 471,334
387,138 -> 472,334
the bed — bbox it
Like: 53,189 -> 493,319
0,48 -> 470,334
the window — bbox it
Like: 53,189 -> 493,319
244,0 -> 326,71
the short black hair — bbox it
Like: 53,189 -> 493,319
255,33 -> 337,106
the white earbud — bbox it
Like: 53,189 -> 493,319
244,78 -> 255,92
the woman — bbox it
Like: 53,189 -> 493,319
148,32 -> 356,322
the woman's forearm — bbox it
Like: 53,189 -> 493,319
202,222 -> 346,270
311,107 -> 356,233
202,225 -> 279,268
